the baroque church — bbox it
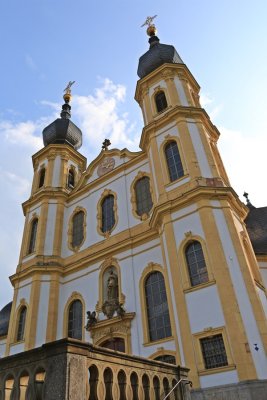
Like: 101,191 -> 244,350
0,20 -> 267,400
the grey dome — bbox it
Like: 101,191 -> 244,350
137,36 -> 183,79
42,102 -> 82,150
0,301 -> 12,337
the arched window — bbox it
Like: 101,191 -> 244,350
155,91 -> 168,113
38,168 -> 46,188
68,168 -> 75,188
17,306 -> 27,341
165,141 -> 184,182
155,354 -> 176,365
163,378 -> 170,398
68,300 -> 82,339
101,195 -> 115,233
28,218 -> 38,254
185,241 -> 208,286
104,368 -> 113,400
100,338 -> 125,353
130,372 -> 138,400
72,211 -> 84,248
145,272 -> 171,341
135,177 -> 153,217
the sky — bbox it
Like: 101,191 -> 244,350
0,0 -> 267,309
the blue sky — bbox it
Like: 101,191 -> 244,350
0,0 -> 267,308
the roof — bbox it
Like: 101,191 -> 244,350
0,301 -> 12,337
245,206 -> 267,255
137,36 -> 183,79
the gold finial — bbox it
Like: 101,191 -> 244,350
63,80 -> 75,103
141,15 -> 157,37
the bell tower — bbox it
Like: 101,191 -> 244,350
5,84 -> 87,354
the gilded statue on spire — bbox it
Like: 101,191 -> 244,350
141,15 -> 158,37
63,81 -> 75,103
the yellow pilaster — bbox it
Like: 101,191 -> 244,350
162,212 -> 200,387
165,75 -> 181,106
45,273 -> 60,342
198,199 -> 257,380
221,204 -> 267,354
5,283 -> 19,356
36,201 -> 49,254
53,201 -> 65,256
25,273 -> 41,350
46,153 -> 55,186
177,120 -> 202,178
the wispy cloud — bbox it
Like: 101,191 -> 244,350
25,54 -> 37,71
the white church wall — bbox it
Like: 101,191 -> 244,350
148,79 -> 167,98
51,155 -> 61,187
185,285 -> 225,333
172,209 -> 205,246
0,339 -> 6,358
200,369 -> 238,388
174,76 -> 189,106
186,120 -> 213,178
43,202 -> 57,255
213,208 -> 267,379
35,276 -> 50,347
16,280 -> 32,307
9,342 -> 25,356
258,261 -> 267,287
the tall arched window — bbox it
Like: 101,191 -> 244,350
145,272 -> 171,341
28,218 -> 38,254
165,141 -> 184,182
72,211 -> 84,248
185,241 -> 208,286
135,177 -> 153,217
155,91 -> 168,113
101,195 -> 115,233
68,168 -> 75,188
38,168 -> 46,188
17,306 -> 27,341
68,300 -> 82,339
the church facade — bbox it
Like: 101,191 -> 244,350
0,23 -> 267,400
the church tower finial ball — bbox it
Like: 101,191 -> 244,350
141,15 -> 158,37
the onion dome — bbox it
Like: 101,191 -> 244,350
42,82 -> 82,150
137,19 -> 183,79
0,301 -> 12,337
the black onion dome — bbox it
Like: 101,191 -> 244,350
42,100 -> 82,150
137,35 -> 183,79
0,301 -> 12,337
245,206 -> 267,255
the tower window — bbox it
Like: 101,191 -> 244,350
155,91 -> 168,113
135,177 -> 153,216
68,300 -> 82,339
28,218 -> 38,254
38,168 -> 46,188
17,306 -> 27,341
185,241 -> 208,286
200,334 -> 228,369
165,141 -> 184,182
101,195 -> 115,233
145,271 -> 171,341
68,168 -> 75,188
72,211 -> 85,248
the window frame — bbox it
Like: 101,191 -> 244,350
64,292 -> 85,341
97,189 -> 118,237
160,136 -> 188,186
16,305 -> 27,342
130,172 -> 154,220
67,299 -> 83,340
27,217 -> 39,255
140,263 -> 173,345
164,140 -> 184,182
185,240 -> 209,287
67,207 -> 87,252
193,327 -> 235,375
155,90 -> 168,113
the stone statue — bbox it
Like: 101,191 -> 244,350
86,311 -> 97,330
107,270 -> 118,301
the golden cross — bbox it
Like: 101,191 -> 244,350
141,15 -> 157,28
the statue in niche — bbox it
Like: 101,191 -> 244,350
107,270 -> 118,301
102,268 -> 125,319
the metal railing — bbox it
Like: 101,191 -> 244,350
161,378 -> 192,400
